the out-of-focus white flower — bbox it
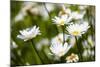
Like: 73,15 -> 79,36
88,35 -> 95,48
52,15 -> 72,26
26,62 -> 30,65
14,12 -> 25,22
51,33 -> 68,44
66,22 -> 90,36
30,7 -> 39,15
71,11 -> 85,20
40,38 -> 49,45
59,5 -> 85,20
50,42 -> 72,57
79,5 -> 88,10
82,49 -> 91,57
61,4 -> 71,9
59,4 -> 71,15
14,2 -> 36,22
36,38 -> 49,50
22,2 -> 36,13
82,49 -> 94,58
17,50 -> 21,56
82,40 -> 91,49
44,3 -> 55,12
91,50 -> 95,56
66,53 -> 79,63
11,41 -> 18,49
22,2 -> 36,7
37,3 -> 55,20
38,6 -> 49,20
82,50 -> 88,57
14,2 -> 55,22
17,26 -> 41,41
36,43 -> 42,51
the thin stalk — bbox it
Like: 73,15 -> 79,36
43,3 -> 51,19
30,39 -> 43,64
62,25 -> 65,45
75,37 -> 83,62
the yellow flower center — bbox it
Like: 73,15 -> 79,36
69,54 -> 76,60
72,31 -> 80,36
59,19 -> 64,25
66,53 -> 77,61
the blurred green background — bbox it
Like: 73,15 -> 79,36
11,1 -> 95,66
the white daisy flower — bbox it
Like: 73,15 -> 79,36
66,53 -> 79,63
52,16 -> 66,26
17,26 -> 41,41
53,6 -> 72,26
50,33 -> 72,57
66,22 -> 90,36
50,42 -> 72,57
52,15 -> 72,26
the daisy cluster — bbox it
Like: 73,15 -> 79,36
50,4 -> 90,62
16,4 -> 90,63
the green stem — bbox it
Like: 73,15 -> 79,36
62,25 -> 65,45
12,50 -> 24,65
43,3 -> 51,19
30,39 -> 43,64
75,37 -> 83,62
42,48 -> 51,63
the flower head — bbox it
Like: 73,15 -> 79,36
17,26 -> 41,41
50,33 -> 72,57
50,42 -> 72,57
66,53 -> 79,63
52,15 -> 72,26
66,22 -> 90,36
52,15 -> 66,26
